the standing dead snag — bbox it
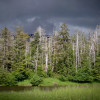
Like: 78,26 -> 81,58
75,32 -> 79,72
45,36 -> 48,74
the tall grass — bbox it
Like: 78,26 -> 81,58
0,84 -> 100,100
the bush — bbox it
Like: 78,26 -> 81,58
0,68 -> 8,85
92,68 -> 100,82
47,67 -> 53,77
25,68 -> 33,79
30,74 -> 43,86
92,54 -> 100,82
52,73 -> 60,78
4,73 -> 17,86
28,72 -> 35,79
0,68 -> 17,86
37,66 -> 46,77
74,73 -> 93,83
69,68 -> 93,83
59,75 -> 68,81
12,72 -> 25,81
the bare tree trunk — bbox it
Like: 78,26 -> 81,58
35,45 -> 38,73
45,52 -> 48,74
76,33 -> 79,72
45,37 -> 48,74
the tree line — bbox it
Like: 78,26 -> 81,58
0,24 -> 100,85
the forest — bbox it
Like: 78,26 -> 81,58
0,23 -> 100,86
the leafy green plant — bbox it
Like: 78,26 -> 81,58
4,73 -> 17,86
30,74 -> 43,86
47,66 -> 53,77
12,72 -> 25,81
25,68 -> 33,79
69,68 -> 93,83
59,75 -> 68,81
37,66 -> 46,77
0,68 -> 8,84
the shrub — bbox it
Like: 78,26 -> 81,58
4,73 -> 17,86
92,68 -> 100,82
37,66 -> 46,77
47,67 -> 53,77
0,68 -> 8,85
25,68 -> 33,79
12,72 -> 25,81
52,73 -> 60,78
30,74 -> 43,86
69,68 -> 93,83
28,72 -> 35,79
74,73 -> 93,83
92,54 -> 100,82
59,75 -> 68,81
12,68 -> 34,81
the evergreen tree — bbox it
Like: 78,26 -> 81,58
12,27 -> 29,73
30,32 -> 40,73
55,24 -> 73,76
1,27 -> 13,71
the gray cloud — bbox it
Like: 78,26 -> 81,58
0,0 -> 100,34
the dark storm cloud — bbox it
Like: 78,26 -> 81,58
0,0 -> 100,33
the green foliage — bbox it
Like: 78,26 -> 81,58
58,23 -> 69,45
30,32 -> 40,56
0,25 -> 100,85
30,74 -> 43,86
25,68 -> 33,79
69,68 -> 93,83
47,66 -> 53,77
12,72 -> 25,81
37,65 -> 46,77
59,75 -> 68,81
0,68 -> 8,84
54,24 -> 74,76
51,73 -> 60,79
18,79 -> 31,85
1,27 -> 13,70
92,53 -> 100,81
28,72 -> 35,79
12,68 -> 33,81
4,73 -> 17,86
0,68 -> 17,86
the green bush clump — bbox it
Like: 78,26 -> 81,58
30,74 -> 43,86
0,68 -> 8,85
74,73 -> 93,83
4,73 -> 17,86
12,72 -> 25,81
25,68 -> 33,79
12,68 -> 33,81
47,67 -> 53,77
59,75 -> 68,81
37,66 -> 46,77
28,72 -> 35,79
92,54 -> 100,82
69,68 -> 93,83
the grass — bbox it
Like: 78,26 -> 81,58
17,77 -> 94,86
18,80 -> 31,86
41,77 -> 78,86
0,84 -> 100,100
17,78 -> 77,86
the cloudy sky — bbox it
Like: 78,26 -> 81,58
0,0 -> 100,34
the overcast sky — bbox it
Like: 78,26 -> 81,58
0,0 -> 100,34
